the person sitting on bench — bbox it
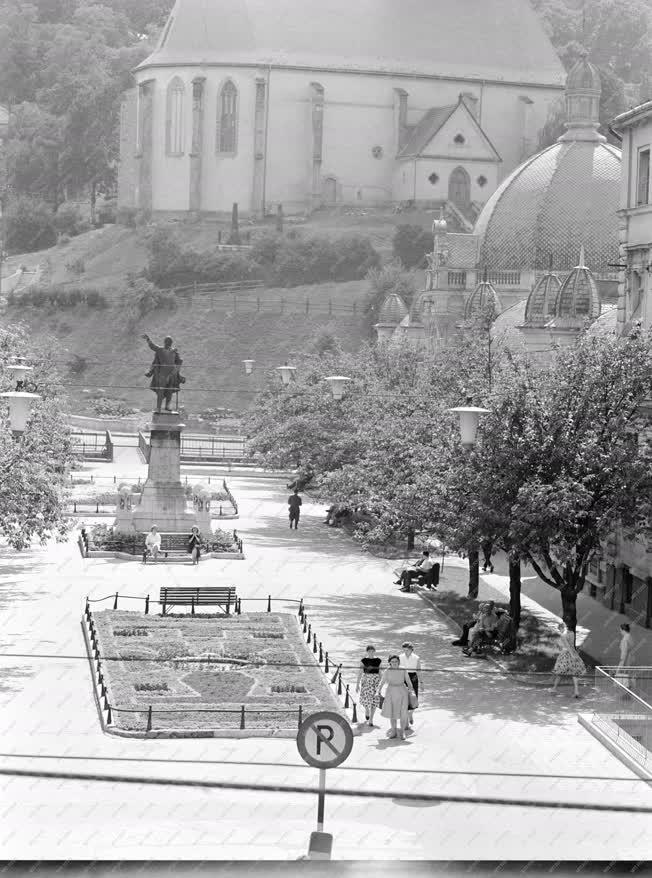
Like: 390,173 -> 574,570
145,526 -> 161,561
494,608 -> 514,652
396,551 -> 434,592
188,526 -> 202,565
463,602 -> 499,655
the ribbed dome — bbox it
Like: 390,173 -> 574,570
138,0 -> 564,83
464,276 -> 502,319
474,56 -> 620,273
553,249 -> 600,320
378,293 -> 409,325
524,270 -> 561,323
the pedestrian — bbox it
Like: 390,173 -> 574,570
481,539 -> 494,573
355,645 -> 382,726
145,525 -> 161,562
616,623 -> 634,688
188,525 -> 202,565
288,489 -> 302,530
550,622 -> 586,698
399,642 -> 421,729
378,655 -> 416,740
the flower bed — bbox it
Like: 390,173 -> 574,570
92,611 -> 341,734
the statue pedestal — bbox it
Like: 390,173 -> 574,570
123,411 -> 199,533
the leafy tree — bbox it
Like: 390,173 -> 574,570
4,195 -> 57,253
0,323 -> 73,549
392,224 -> 433,269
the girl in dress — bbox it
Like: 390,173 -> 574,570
355,645 -> 382,727
188,526 -> 202,565
378,655 -> 416,740
551,622 -> 586,698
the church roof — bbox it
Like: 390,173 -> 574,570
138,0 -> 565,85
398,98 -> 501,160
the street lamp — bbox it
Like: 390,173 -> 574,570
323,376 -> 352,401
242,359 -> 255,375
1,359 -> 41,436
276,363 -> 297,385
448,399 -> 490,449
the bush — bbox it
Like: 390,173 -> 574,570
392,224 -> 433,269
196,251 -> 263,284
332,234 -> 380,280
4,196 -> 57,254
272,234 -> 379,286
126,276 -> 177,316
251,231 -> 284,266
65,257 -> 86,275
13,284 -> 107,310
90,398 -> 134,418
54,204 -> 85,237
85,289 -> 108,309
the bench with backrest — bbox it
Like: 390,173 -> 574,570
159,586 -> 236,615
141,532 -> 194,562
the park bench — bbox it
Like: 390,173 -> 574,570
159,586 -> 236,615
141,532 -> 194,562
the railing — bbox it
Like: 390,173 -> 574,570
591,666 -> 652,769
82,596 -> 359,732
70,430 -> 113,462
180,434 -> 247,462
486,271 -> 521,287
447,270 -> 467,288
137,431 -> 150,463
222,479 -> 238,515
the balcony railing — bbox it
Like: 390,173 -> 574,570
590,666 -> 652,769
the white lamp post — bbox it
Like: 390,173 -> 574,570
1,360 -> 41,436
324,376 -> 352,401
242,359 -> 255,375
448,402 -> 490,449
276,364 -> 296,385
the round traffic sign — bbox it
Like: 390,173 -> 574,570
296,711 -> 354,769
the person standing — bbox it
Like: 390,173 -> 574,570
378,655 -> 416,740
399,642 -> 421,729
355,645 -> 382,726
288,489 -> 302,530
145,526 -> 161,561
550,622 -> 586,698
188,526 -> 202,565
616,623 -> 634,688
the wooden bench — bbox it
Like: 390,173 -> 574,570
141,532 -> 194,562
159,586 -> 236,615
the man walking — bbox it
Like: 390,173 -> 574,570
288,489 -> 302,530
399,642 -> 422,729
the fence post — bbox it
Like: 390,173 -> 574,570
344,684 -> 350,708
191,597 -> 195,615
107,705 -> 112,724
303,615 -> 308,634
307,623 -> 312,644
313,633 -> 318,654
328,299 -> 332,315
298,705 -> 303,729
85,597 -> 90,619
324,651 -> 329,673
298,598 -> 304,620
305,298 -> 309,314
257,296 -> 260,312
146,706 -> 153,732
337,673 -> 343,696
73,501 -> 77,513
96,502 -> 99,514
280,297 -> 285,314
240,705 -> 246,730
113,592 -> 119,610
267,595 -> 271,613
233,294 -> 237,313
352,702 -> 358,723
331,663 -> 341,684
145,595 -> 150,615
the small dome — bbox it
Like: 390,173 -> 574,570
378,292 -> 408,325
553,248 -> 600,320
464,275 -> 502,320
566,54 -> 601,92
524,270 -> 561,324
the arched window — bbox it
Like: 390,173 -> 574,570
166,77 -> 185,155
217,80 -> 238,154
448,166 -> 471,210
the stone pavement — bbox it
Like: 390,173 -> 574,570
0,466 -> 651,859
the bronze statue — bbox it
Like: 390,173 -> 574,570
142,333 -> 185,412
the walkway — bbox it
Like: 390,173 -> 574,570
0,468 -> 650,859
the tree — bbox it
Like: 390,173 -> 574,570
0,323 -> 73,550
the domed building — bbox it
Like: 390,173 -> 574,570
116,0 -> 564,216
376,54 -> 622,348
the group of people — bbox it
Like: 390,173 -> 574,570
355,642 -> 422,741
145,525 -> 203,564
451,600 -> 514,656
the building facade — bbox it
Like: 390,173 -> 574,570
117,0 -> 564,217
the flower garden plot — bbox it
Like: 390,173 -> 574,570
92,610 -> 342,733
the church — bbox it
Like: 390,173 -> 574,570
117,0 -> 565,217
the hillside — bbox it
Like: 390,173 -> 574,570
6,279 -> 370,416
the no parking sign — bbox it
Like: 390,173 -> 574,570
296,710 -> 354,769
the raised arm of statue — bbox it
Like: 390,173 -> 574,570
142,333 -> 159,353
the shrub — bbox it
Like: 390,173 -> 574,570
392,224 -> 433,269
272,234 -> 379,286
332,234 -> 380,280
196,251 -> 263,284
251,230 -> 284,266
4,196 -> 57,253
68,354 -> 88,374
65,257 -> 86,275
85,289 -> 108,309
91,398 -> 134,418
117,206 -> 138,228
134,681 -> 169,691
54,204 -> 85,237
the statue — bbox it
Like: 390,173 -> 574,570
142,333 -> 185,412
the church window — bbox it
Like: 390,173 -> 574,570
636,147 -> 650,205
217,80 -> 238,154
428,172 -> 439,185
165,77 -> 185,155
454,133 -> 466,145
477,175 -> 487,187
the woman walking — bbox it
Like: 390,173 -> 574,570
378,655 -> 416,740
188,526 -> 202,565
355,645 -> 382,726
616,623 -> 634,689
550,622 -> 586,698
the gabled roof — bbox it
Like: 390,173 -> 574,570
137,0 -> 565,85
398,99 -> 501,161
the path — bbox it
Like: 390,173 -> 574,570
0,469 -> 650,859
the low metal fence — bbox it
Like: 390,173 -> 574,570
591,666 -> 652,769
70,430 -> 113,462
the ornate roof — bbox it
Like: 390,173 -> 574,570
138,0 -> 565,84
553,248 -> 600,320
524,270 -> 561,324
464,275 -> 502,319
378,292 -> 408,325
474,56 -> 621,273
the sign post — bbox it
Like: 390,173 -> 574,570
296,710 -> 354,860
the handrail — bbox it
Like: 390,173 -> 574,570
595,666 -> 652,711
